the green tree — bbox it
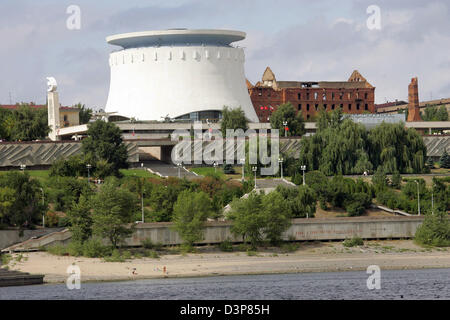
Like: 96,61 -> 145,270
91,180 -> 138,247
372,167 -> 388,194
0,187 -> 15,224
440,150 -> 450,169
391,171 -> 402,189
220,106 -> 249,136
7,104 -> 49,141
422,105 -> 448,121
261,191 -> 291,244
0,172 -> 46,227
270,102 -> 306,137
368,123 -> 427,173
172,190 -> 213,245
415,211 -> 450,247
148,184 -> 181,222
82,120 -> 128,176
229,192 -> 265,248
67,194 -> 93,243
73,103 -> 93,124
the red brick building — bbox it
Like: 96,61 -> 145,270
247,68 -> 375,122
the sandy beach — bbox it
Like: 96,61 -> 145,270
5,240 -> 450,284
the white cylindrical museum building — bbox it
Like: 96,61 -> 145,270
105,29 -> 259,122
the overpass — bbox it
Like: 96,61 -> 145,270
56,120 -> 449,140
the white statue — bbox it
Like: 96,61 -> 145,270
46,77 -> 58,92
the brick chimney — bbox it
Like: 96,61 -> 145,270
407,77 -> 421,121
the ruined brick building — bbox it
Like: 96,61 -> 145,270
247,67 -> 375,122
407,77 -> 422,121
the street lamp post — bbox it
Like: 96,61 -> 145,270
240,158 -> 245,182
283,121 -> 288,138
278,157 -> 284,179
252,166 -> 257,189
213,162 -> 218,173
86,164 -> 92,184
301,165 -> 306,186
20,164 -> 26,173
40,188 -> 45,228
141,180 -> 145,223
177,163 -> 182,178
431,181 -> 434,215
415,180 -> 420,216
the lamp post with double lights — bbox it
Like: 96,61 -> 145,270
252,166 -> 257,189
20,164 -> 26,173
301,165 -> 306,185
283,121 -> 288,138
213,161 -> 218,173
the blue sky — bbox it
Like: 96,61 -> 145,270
1,0 -> 450,108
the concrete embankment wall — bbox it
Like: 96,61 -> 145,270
1,217 -> 425,251
125,216 -> 425,246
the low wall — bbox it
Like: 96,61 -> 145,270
124,216 -> 425,246
2,217 -> 425,251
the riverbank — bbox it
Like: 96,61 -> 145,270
6,240 -> 450,284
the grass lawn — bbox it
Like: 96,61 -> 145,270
0,169 -> 50,183
119,169 -> 160,178
189,166 -> 225,177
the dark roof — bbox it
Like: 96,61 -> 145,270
276,81 -> 369,89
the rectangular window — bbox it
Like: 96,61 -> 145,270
306,92 -> 310,100
307,104 -> 310,111
348,103 -> 352,110
323,93 -> 326,101
332,92 -> 335,100
324,104 -> 327,110
315,104 -> 318,111
332,104 -> 335,110
364,93 -> 368,99
298,104 -> 302,110
365,104 -> 368,110
357,103 -> 360,110
298,93 -> 301,100
340,92 -> 343,100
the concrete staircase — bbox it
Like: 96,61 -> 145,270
1,229 -> 72,253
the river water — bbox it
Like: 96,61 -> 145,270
1,268 -> 449,300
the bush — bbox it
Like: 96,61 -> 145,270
343,237 -> 364,247
280,242 -> 298,253
104,249 -> 125,262
82,239 -> 110,258
142,238 -> 155,249
415,211 -> 450,247
46,244 -> 69,256
67,241 -> 84,257
345,192 -> 372,217
1,253 -> 12,266
218,239 -> 233,252
144,250 -> 160,259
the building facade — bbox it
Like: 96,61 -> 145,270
247,68 -> 375,122
0,104 -> 80,127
